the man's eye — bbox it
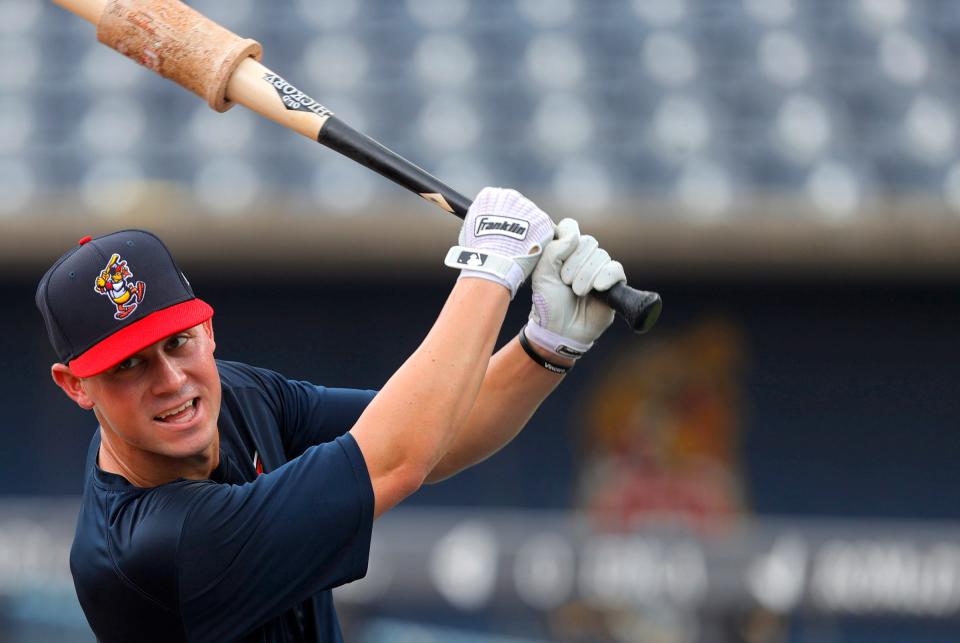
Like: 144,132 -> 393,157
115,357 -> 142,371
167,335 -> 189,350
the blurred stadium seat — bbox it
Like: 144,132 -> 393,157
3,0 -> 960,225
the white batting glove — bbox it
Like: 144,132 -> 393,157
444,187 -> 555,299
525,218 -> 626,359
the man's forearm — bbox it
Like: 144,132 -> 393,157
351,279 -> 509,514
424,336 -> 571,483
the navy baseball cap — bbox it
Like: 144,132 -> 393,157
36,230 -> 214,377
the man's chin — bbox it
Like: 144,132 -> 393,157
156,422 -> 218,463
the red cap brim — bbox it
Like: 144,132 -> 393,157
68,299 -> 214,377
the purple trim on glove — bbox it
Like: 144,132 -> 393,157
524,322 -> 593,360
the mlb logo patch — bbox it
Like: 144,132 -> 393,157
456,251 -> 487,267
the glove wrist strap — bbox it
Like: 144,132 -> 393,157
524,323 -> 592,360
518,326 -> 571,375
445,246 -> 525,298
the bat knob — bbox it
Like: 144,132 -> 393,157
595,283 -> 662,334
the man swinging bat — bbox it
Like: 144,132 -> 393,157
43,1 -> 660,640
38,187 -> 638,642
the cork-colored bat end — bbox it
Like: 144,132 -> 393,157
210,38 -> 262,112
96,0 -> 263,112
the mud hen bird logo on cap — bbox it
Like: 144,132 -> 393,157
93,253 -> 146,320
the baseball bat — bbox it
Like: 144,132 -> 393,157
52,0 -> 662,333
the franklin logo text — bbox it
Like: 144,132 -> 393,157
475,216 -> 529,240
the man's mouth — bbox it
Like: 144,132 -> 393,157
154,398 -> 199,424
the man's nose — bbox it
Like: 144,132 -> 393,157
150,352 -> 188,395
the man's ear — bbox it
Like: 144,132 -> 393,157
51,364 -> 95,410
201,318 -> 216,351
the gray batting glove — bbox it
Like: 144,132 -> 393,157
525,218 -> 626,359
444,187 -> 555,299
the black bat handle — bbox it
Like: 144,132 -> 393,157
318,116 -> 662,334
594,283 -> 662,334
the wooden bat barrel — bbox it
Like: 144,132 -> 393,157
53,0 -> 262,112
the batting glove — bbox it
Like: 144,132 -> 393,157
525,218 -> 626,359
445,187 -> 555,299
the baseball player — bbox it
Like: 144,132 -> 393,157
37,187 -> 628,642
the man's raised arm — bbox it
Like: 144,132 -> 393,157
350,188 -> 554,518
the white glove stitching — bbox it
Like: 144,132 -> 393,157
528,219 -> 622,357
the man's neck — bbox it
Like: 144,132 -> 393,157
97,429 -> 220,488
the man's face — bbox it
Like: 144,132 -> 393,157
78,322 -> 221,461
